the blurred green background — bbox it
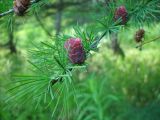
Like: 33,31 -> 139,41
0,0 -> 160,120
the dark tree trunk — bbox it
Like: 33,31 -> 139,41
8,30 -> 16,54
55,10 -> 62,35
110,33 -> 125,58
0,30 -> 16,53
55,0 -> 63,35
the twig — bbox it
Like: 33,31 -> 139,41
0,9 -> 13,18
0,0 -> 41,18
136,36 -> 160,48
0,0 -> 91,18
90,30 -> 108,49
51,31 -> 108,86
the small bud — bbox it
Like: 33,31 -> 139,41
64,38 -> 86,64
13,0 -> 30,16
114,6 -> 128,25
134,29 -> 145,43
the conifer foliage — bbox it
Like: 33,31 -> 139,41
0,0 -> 160,118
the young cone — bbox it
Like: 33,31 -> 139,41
13,0 -> 30,16
114,6 -> 128,25
64,38 -> 86,64
134,29 -> 145,43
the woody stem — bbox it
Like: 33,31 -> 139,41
136,36 -> 160,48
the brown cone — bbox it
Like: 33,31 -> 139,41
134,29 -> 145,43
13,0 -> 30,16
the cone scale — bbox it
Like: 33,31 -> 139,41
114,6 -> 128,25
64,38 -> 86,64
